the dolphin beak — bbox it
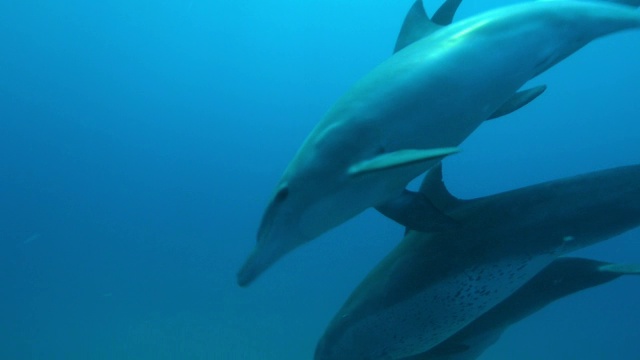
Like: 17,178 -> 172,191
237,242 -> 287,287
237,250 -> 264,287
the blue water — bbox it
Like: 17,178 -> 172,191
1,0 -> 639,358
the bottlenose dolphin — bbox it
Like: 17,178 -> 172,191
314,163 -> 640,359
238,0 -> 640,286
406,257 -> 640,360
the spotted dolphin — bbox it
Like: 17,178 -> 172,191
314,163 -> 640,359
405,257 -> 640,360
238,1 -> 640,286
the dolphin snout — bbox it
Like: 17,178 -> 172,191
237,249 -> 266,287
237,260 -> 258,287
237,239 -> 294,287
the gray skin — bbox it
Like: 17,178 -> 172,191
404,257 -> 640,360
237,0 -> 640,287
315,164 -> 640,359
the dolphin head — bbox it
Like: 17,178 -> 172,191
236,176 -> 347,287
236,182 -> 306,287
236,145 -> 444,286
236,110 -> 434,287
237,150 -> 388,287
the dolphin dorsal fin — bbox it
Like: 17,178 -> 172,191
418,162 -> 464,213
394,0 -> 440,53
394,0 -> 464,53
599,263 -> 640,275
376,188 -> 460,233
431,0 -> 463,26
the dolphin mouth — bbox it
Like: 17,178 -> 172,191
237,241 -> 290,287
236,267 -> 255,288
237,251 -> 263,287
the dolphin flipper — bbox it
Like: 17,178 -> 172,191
487,85 -> 547,120
376,189 -> 460,232
348,147 -> 459,177
361,151 -> 460,231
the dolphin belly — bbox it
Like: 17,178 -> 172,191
316,254 -> 554,360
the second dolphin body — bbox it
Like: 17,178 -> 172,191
315,163 -> 640,359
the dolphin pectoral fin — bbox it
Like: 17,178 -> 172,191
395,0 -> 441,53
486,85 -> 547,120
431,0 -> 463,26
349,148 -> 460,177
375,189 -> 460,232
599,263 -> 640,275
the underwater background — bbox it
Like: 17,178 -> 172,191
1,0 -> 639,358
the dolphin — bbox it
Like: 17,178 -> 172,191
405,257 -> 640,360
314,163 -> 640,359
238,0 -> 640,286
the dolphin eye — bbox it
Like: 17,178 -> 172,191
275,187 -> 289,202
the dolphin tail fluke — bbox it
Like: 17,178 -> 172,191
487,85 -> 547,120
